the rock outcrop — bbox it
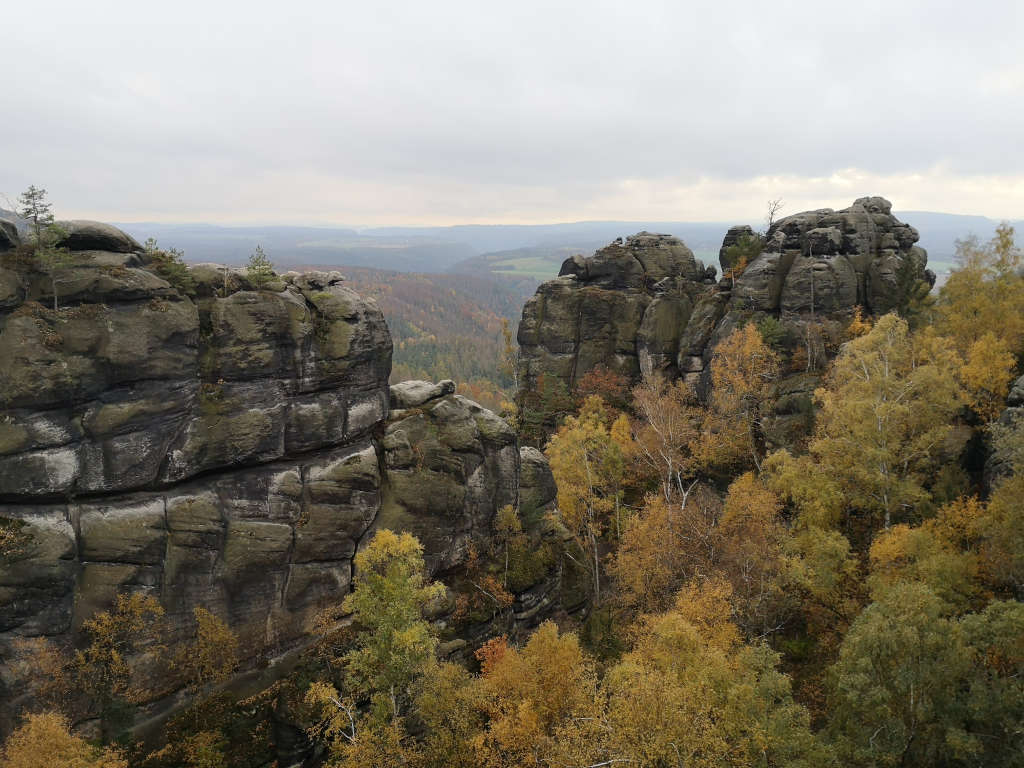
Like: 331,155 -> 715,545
0,223 -> 559,733
517,198 -> 933,447
55,220 -> 143,254
381,386 -> 519,573
0,221 -> 18,253
516,232 -> 716,389
732,196 -> 932,316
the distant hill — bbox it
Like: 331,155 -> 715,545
449,243 -> 609,281
450,241 -> 722,283
115,222 -> 476,272
113,212 -> 1021,285
362,220 -> 730,255
894,211 -> 1023,278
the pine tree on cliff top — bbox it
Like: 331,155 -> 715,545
18,185 -> 72,310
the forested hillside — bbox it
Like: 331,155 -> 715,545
341,267 -> 526,409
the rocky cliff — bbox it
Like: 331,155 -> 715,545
517,197 -> 934,446
730,196 -> 931,316
516,232 -> 717,387
0,224 -> 558,731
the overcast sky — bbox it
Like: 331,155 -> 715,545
3,0 -> 1022,226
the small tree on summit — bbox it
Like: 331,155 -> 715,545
246,245 -> 275,289
765,197 -> 784,230
18,185 -> 53,242
18,185 -> 72,310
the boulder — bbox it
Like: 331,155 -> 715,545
0,268 -> 22,310
719,224 -> 754,272
731,197 -> 927,314
517,198 -> 932,452
0,220 -> 19,252
56,220 -> 141,253
1008,375 -> 1024,408
732,249 -> 792,311
379,391 -> 518,573
519,446 -> 556,512
390,379 -> 456,409
292,270 -> 345,292
780,253 -> 858,313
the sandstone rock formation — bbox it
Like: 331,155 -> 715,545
517,198 -> 933,448
0,221 -> 18,253
516,232 -> 716,389
0,223 -> 558,732
55,220 -> 143,254
381,385 -> 519,572
732,196 -> 932,316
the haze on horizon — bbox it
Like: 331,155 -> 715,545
4,0 -> 1022,227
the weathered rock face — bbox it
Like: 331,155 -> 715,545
733,196 -> 932,315
517,198 -> 932,445
0,221 -> 19,252
517,232 -> 716,390
0,222 -> 557,733
718,224 -> 754,273
518,446 -> 557,514
986,374 -> 1024,487
380,386 -> 519,573
0,255 -> 390,498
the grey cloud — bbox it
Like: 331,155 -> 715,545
2,0 -> 1022,223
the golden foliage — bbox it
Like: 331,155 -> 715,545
553,583 -> 825,768
846,306 -> 873,338
978,474 -> 1024,594
330,717 -> 415,768
761,449 -> 844,529
473,622 -> 597,768
545,397 -> 626,600
340,530 -> 445,720
716,473 -> 792,636
174,607 -> 239,695
11,637 -> 74,715
139,729 -> 227,768
699,323 -> 780,470
630,375 -> 701,499
0,517 -> 32,563
665,578 -> 741,653
937,224 -> 1024,355
609,488 -> 721,615
0,712 -> 127,768
935,224 -> 1024,419
961,332 -> 1017,421
413,662 -> 484,768
74,592 -> 165,730
811,314 -> 964,528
